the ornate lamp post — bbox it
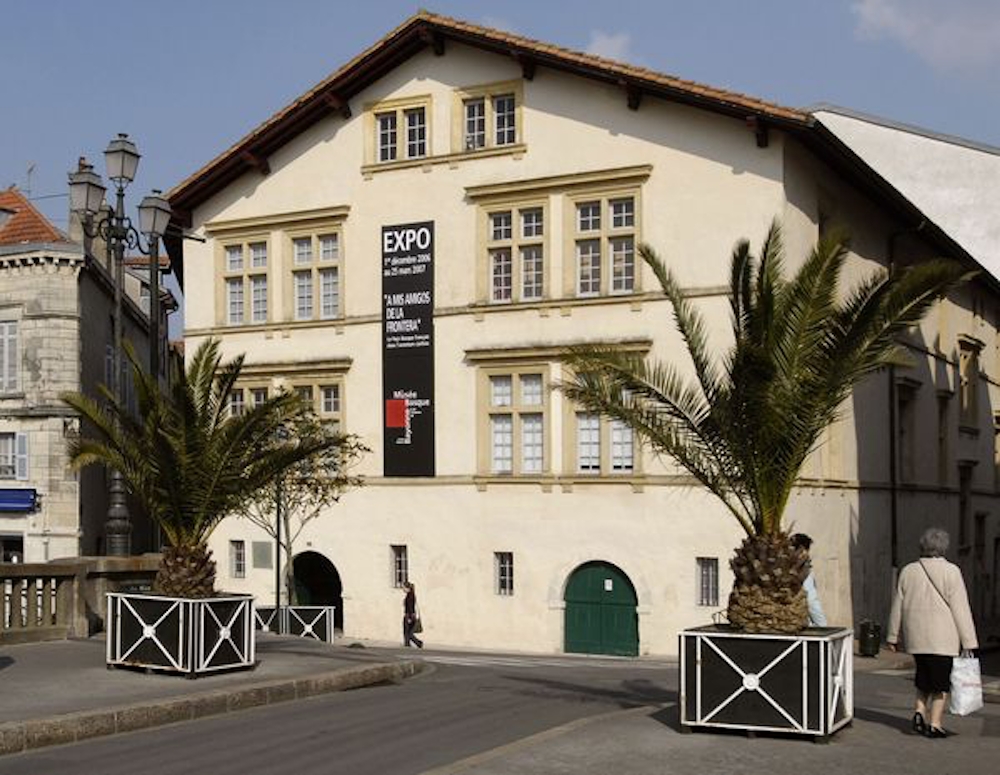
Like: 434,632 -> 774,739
68,134 -> 171,556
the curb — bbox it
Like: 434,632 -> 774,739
0,659 -> 426,757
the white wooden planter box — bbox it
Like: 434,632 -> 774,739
680,625 -> 853,740
106,592 -> 255,677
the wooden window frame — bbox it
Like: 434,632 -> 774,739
477,364 -> 551,477
477,198 -> 549,305
564,188 -> 642,298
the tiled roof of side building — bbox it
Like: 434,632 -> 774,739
0,187 -> 69,246
167,11 -> 811,212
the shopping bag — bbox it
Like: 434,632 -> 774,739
413,617 -> 423,634
949,656 -> 983,716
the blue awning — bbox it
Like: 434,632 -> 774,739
0,489 -> 37,512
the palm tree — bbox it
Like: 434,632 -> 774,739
561,223 -> 971,632
62,338 -> 349,598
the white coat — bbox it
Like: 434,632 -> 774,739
886,557 -> 978,656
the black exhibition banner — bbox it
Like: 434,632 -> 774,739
382,221 -> 435,477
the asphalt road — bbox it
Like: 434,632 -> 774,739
0,650 -> 674,775
1,648 -> 996,775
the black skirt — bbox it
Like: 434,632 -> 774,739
913,654 -> 953,693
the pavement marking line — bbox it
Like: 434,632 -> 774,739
415,703 -> 664,775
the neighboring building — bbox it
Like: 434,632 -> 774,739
813,104 -> 1000,278
812,106 -> 1000,632
0,187 -> 166,562
167,12 -> 1000,655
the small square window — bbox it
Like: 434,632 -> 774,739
251,388 -> 268,407
490,375 -> 513,406
577,202 -> 601,232
293,238 -> 313,265
322,385 -> 340,414
490,415 -> 513,474
521,246 -> 543,301
520,374 -> 543,405
226,278 -> 244,324
464,98 -> 486,150
491,249 -> 512,303
296,385 -> 314,406
405,107 -> 427,158
251,275 -> 267,322
521,208 -> 543,238
697,557 -> 719,607
494,94 -> 516,146
391,544 -> 409,587
228,388 -> 245,417
319,234 -> 339,262
611,237 -> 635,293
495,551 -> 514,595
226,245 -> 244,271
229,540 -> 246,578
611,198 -> 635,228
320,268 -> 339,319
377,112 -> 398,162
294,271 -> 313,320
577,413 -> 601,473
250,242 -> 267,268
491,212 -> 513,241
577,240 -> 601,296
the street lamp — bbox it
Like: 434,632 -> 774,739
68,134 -> 171,556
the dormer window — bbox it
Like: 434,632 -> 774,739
455,81 -> 522,154
367,96 -> 432,166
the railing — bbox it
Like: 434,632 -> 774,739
0,563 -> 84,644
255,605 -> 337,643
0,556 -> 160,645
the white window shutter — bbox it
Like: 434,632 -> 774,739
15,432 -> 28,480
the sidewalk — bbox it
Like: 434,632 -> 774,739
0,633 -> 425,756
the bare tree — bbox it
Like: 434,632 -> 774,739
234,412 -> 368,604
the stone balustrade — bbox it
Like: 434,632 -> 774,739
0,556 -> 159,644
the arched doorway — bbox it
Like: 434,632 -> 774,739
564,561 -> 638,656
292,551 -> 343,631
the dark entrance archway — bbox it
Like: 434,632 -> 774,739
292,551 -> 343,631
564,561 -> 639,656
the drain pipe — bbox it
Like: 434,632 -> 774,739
886,220 -> 925,571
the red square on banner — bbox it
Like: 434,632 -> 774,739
385,398 -> 408,428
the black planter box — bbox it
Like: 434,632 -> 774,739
680,625 -> 853,740
254,605 -> 336,643
106,592 -> 255,677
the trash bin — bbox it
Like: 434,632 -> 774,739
859,621 -> 881,657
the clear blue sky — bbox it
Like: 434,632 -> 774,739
2,1 -> 996,239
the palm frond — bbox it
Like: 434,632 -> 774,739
559,221 -> 970,537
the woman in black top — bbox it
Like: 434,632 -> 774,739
403,582 -> 423,648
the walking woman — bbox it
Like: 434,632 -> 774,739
402,582 -> 424,649
887,527 -> 978,738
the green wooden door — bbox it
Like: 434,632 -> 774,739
564,562 -> 638,656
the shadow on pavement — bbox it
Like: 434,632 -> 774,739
0,656 -> 12,673
852,706 -> 914,735
499,674 -> 676,708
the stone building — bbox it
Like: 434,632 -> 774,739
166,13 -> 1000,655
0,187 -> 166,561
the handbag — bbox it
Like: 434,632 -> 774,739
949,655 -> 984,715
412,617 -> 423,634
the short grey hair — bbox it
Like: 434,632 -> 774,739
919,528 -> 950,557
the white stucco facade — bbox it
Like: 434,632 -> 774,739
176,20 -> 1000,656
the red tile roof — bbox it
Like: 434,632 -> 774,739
167,11 -> 811,215
0,188 -> 69,246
